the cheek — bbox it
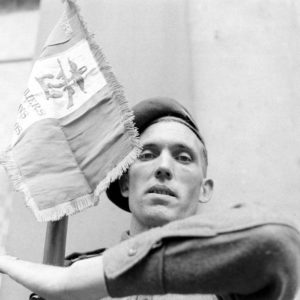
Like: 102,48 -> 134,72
128,164 -> 150,195
179,166 -> 203,183
179,168 -> 203,196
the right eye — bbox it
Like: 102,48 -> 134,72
139,150 -> 156,161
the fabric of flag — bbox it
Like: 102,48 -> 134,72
0,0 -> 140,222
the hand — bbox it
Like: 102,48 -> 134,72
0,254 -> 18,274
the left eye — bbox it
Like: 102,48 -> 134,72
176,153 -> 192,163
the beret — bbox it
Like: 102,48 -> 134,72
106,97 -> 205,212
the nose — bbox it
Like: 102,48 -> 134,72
154,152 -> 173,181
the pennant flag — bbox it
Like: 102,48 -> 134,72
0,0 -> 140,222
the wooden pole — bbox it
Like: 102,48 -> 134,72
43,216 -> 68,266
29,217 -> 69,299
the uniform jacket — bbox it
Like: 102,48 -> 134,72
66,203 -> 300,300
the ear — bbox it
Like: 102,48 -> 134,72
119,173 -> 129,198
199,178 -> 214,203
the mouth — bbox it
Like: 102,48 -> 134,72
147,185 -> 177,197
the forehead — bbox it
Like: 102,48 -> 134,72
140,121 -> 203,151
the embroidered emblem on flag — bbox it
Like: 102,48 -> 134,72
0,0 -> 141,222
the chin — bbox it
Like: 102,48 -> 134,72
143,208 -> 179,227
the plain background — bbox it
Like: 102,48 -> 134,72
0,0 -> 300,298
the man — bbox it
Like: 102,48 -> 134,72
107,97 -> 213,233
0,97 -> 300,300
101,96 -> 214,299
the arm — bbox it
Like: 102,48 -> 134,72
2,204 -> 300,299
0,254 -> 108,300
102,206 -> 300,299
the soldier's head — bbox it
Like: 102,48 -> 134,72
107,97 -> 213,233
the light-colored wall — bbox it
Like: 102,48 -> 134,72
0,0 -> 299,299
190,0 -> 300,219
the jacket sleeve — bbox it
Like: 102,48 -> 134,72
102,203 -> 300,300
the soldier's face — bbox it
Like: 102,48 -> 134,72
120,121 -> 213,230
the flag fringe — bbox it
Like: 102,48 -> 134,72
95,146 -> 141,197
33,193 -> 98,222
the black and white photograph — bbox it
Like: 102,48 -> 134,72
0,0 -> 300,299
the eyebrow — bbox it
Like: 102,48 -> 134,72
142,142 -> 196,154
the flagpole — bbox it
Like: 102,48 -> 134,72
43,216 -> 68,266
29,217 -> 68,300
